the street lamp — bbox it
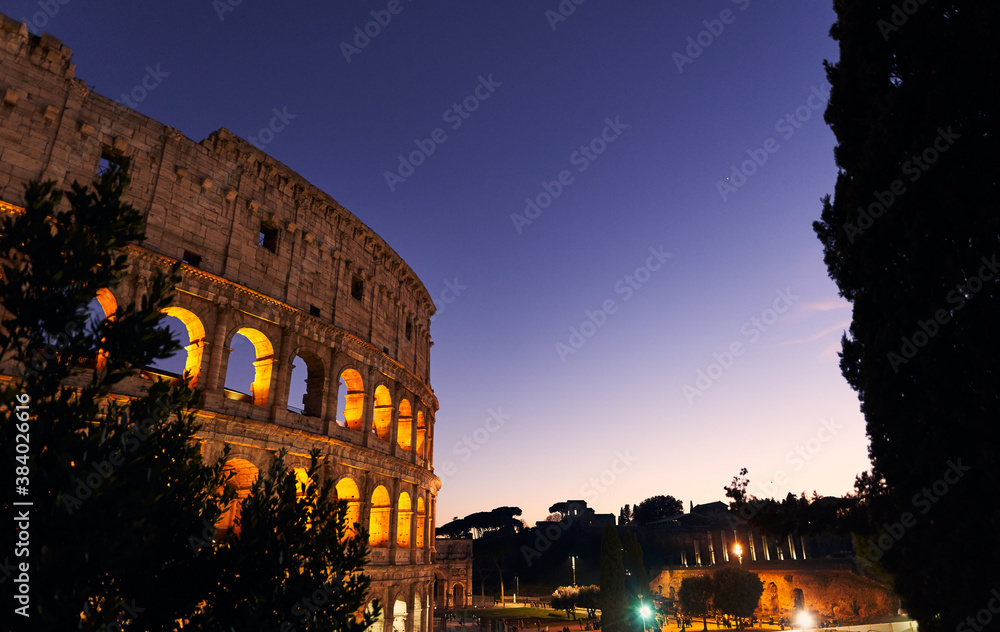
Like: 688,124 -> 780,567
733,543 -> 743,565
638,594 -> 652,632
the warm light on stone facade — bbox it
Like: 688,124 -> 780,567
0,13 -> 440,632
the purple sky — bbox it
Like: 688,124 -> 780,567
14,0 -> 871,525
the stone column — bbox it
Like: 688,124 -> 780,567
362,366 -> 377,447
694,538 -> 702,566
748,530 -> 757,561
787,533 -> 797,560
324,353 -> 341,434
707,531 -> 716,565
205,307 -> 232,392
388,477 -> 399,561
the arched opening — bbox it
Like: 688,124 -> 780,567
145,306 -> 206,386
453,584 -> 465,609
293,467 -> 311,499
434,574 -> 446,609
287,350 -> 325,417
216,458 -> 258,538
396,492 -> 412,548
413,594 -> 422,632
223,327 -> 274,406
392,598 -> 407,632
397,399 -> 412,451
415,411 -> 426,458
372,384 -> 392,441
335,477 -> 361,539
367,601 -> 384,632
792,587 -> 805,611
83,288 -> 117,371
369,485 -> 391,548
416,496 -> 426,549
337,368 -> 364,430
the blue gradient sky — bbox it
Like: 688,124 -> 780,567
12,0 -> 871,524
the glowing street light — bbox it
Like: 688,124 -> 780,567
638,594 -> 652,632
733,543 -> 743,565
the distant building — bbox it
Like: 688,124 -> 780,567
542,500 -> 615,529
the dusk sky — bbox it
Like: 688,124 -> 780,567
9,0 -> 872,525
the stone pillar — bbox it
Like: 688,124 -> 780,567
362,367 -> 377,447
707,531 -> 715,565
800,534 -> 807,560
694,538 -> 702,566
748,530 -> 757,561
324,355 -> 341,434
762,534 -> 770,561
270,330 -> 292,412
787,533 -> 797,560
388,477 -> 399,560
205,307 -> 231,391
721,531 -> 729,562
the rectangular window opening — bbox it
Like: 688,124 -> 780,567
258,223 -> 279,253
351,276 -> 364,301
309,305 -> 321,317
405,318 -> 413,341
182,250 -> 202,268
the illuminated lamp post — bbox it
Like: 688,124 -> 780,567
638,594 -> 651,632
733,543 -> 743,566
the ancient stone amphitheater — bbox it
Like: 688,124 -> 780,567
0,15 -> 448,632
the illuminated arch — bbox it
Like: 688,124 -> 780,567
372,384 -> 392,441
216,458 -> 258,538
337,368 -> 364,430
415,411 -> 426,459
392,598 -> 407,632
287,349 -> 325,417
416,495 -> 426,548
397,399 -> 412,451
367,601 -> 383,632
224,327 -> 274,406
369,485 -> 391,548
87,288 -> 118,371
335,477 -> 361,539
396,491 -> 412,548
160,306 -> 206,386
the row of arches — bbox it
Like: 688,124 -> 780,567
86,289 -> 434,461
216,458 -> 434,552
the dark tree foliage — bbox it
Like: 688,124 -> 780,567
631,495 -> 683,525
711,567 -> 763,630
551,585 -> 579,619
814,2 -> 999,630
621,531 -> 651,606
678,575 -> 713,631
577,585 -> 601,620
0,165 -> 377,631
618,504 -> 632,526
437,506 -> 523,539
598,526 -> 628,632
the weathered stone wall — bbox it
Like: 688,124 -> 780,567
0,14 -> 441,632
650,563 -> 897,623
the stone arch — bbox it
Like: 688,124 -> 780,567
392,598 -> 407,632
287,347 -> 325,417
367,600 -> 384,632
397,398 -> 412,451
415,411 -> 426,458
792,587 -> 805,611
216,458 -> 259,538
396,491 -> 412,548
415,495 -> 426,548
453,583 -> 465,609
767,582 -> 779,615
224,326 -> 274,406
86,288 -> 118,371
369,484 -> 391,548
413,592 -> 423,632
335,476 -> 361,538
372,384 -> 393,441
337,367 -> 365,430
160,306 -> 207,386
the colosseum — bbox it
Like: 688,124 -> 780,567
0,14 -> 452,632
